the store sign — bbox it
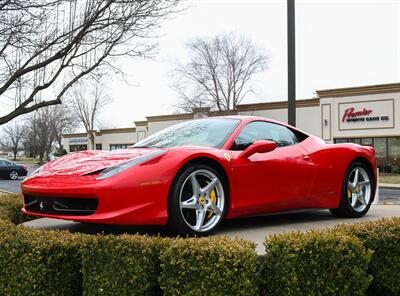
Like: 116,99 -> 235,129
69,137 -> 88,144
338,99 -> 394,130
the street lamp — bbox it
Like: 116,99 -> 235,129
287,0 -> 296,126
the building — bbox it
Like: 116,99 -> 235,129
62,82 -> 400,172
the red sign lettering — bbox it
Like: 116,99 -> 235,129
342,107 -> 372,122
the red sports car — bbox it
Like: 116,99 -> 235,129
21,116 -> 376,235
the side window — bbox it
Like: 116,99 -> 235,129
231,121 -> 298,151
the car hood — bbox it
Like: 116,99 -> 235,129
32,148 -> 164,177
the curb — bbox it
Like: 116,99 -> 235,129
0,189 -> 14,195
379,183 -> 400,189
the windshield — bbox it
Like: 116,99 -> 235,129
133,118 -> 240,149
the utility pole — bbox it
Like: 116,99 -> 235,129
287,0 -> 296,126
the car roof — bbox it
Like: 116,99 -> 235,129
207,115 -> 311,136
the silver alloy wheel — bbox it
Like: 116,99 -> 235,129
179,169 -> 225,233
347,167 -> 371,212
9,171 -> 18,180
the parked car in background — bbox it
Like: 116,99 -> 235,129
0,159 -> 28,180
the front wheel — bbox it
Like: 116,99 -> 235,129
9,170 -> 19,180
330,162 -> 374,218
168,164 -> 227,236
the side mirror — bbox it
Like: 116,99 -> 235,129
239,140 -> 276,159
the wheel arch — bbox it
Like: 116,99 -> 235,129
167,156 -> 231,216
348,156 -> 377,200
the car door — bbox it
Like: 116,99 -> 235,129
230,121 -> 315,216
0,160 -> 8,178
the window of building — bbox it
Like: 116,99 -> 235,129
374,138 -> 387,159
69,145 -> 87,152
388,138 -> 400,159
334,138 -> 347,144
334,137 -> 400,173
95,144 -> 102,150
361,138 -> 373,146
110,144 -> 132,151
349,138 -> 361,145
231,121 -> 297,151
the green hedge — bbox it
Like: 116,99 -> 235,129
0,194 -> 259,295
260,230 -> 373,296
81,234 -> 167,296
159,237 -> 258,296
335,218 -> 400,296
0,193 -> 399,295
0,223 -> 83,296
0,193 -> 36,224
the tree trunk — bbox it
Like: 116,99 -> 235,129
88,132 -> 95,150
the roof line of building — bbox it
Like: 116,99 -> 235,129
316,82 -> 400,98
143,98 -> 320,122
63,127 -> 136,138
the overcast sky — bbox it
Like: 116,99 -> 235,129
103,0 -> 400,127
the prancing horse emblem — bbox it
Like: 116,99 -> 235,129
39,201 -> 44,211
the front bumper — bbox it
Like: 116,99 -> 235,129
21,172 -> 170,225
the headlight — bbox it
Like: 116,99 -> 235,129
96,150 -> 166,180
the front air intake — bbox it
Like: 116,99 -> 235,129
24,194 -> 98,216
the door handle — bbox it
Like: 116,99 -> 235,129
303,155 -> 311,161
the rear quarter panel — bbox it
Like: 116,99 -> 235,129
300,136 -> 376,208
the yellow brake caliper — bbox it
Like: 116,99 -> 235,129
207,182 -> 217,219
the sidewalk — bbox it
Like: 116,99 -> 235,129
380,183 -> 400,189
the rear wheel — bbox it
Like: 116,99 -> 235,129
330,161 -> 374,218
168,164 -> 227,236
9,170 -> 19,180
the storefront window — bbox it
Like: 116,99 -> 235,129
361,138 -> 373,146
334,138 -> 347,144
374,138 -> 387,158
388,138 -> 400,173
335,137 -> 399,173
349,138 -> 361,144
110,144 -> 133,150
69,145 -> 87,152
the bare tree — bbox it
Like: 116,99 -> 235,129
0,0 -> 182,126
24,108 -> 58,163
70,80 -> 110,149
0,121 -> 25,160
51,103 -> 79,154
173,33 -> 268,111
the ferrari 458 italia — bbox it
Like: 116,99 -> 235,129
21,116 -> 376,235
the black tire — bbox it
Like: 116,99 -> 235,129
330,161 -> 374,218
9,170 -> 19,180
168,163 -> 228,236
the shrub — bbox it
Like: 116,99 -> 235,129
260,230 -> 373,296
0,226 -> 84,296
1,192 -> 400,296
335,218 -> 400,296
0,193 -> 36,224
81,234 -> 168,296
159,237 -> 258,296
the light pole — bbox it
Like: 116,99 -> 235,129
287,0 -> 296,126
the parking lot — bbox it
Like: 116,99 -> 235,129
0,164 -> 38,193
